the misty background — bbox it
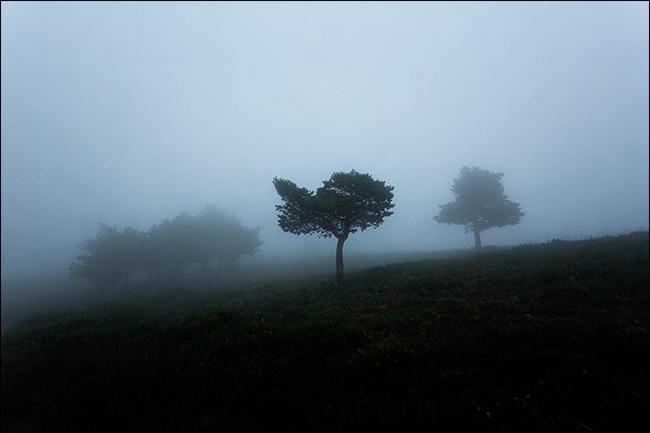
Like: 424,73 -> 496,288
2,1 -> 648,282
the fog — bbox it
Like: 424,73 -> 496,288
2,1 -> 649,282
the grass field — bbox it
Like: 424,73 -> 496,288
1,231 -> 648,432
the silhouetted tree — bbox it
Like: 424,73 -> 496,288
160,212 -> 197,284
141,221 -> 168,287
140,206 -> 264,286
273,169 -> 395,282
213,216 -> 263,270
434,166 -> 524,249
117,226 -> 146,291
194,205 -> 263,280
71,207 -> 264,292
68,223 -> 144,299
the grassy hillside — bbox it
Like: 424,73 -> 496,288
0,248 -> 469,334
1,231 -> 648,432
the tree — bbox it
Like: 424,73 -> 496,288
68,223 -> 145,299
194,205 -> 263,280
273,169 -> 395,281
433,166 -> 524,249
159,212 -> 197,285
115,226 -> 146,291
69,206 -> 264,293
141,221 -> 168,288
68,223 -> 116,298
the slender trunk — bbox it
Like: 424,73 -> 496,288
335,232 -> 349,283
474,229 -> 482,250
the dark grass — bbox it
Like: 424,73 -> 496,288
1,231 -> 648,432
0,248 -> 468,334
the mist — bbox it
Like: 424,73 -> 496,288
2,1 -> 648,283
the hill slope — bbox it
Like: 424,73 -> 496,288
1,231 -> 648,432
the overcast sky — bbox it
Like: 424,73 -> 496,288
2,1 -> 649,280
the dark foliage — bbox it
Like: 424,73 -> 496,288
434,166 -> 524,249
273,169 -> 395,280
69,206 -> 263,298
68,223 -> 145,299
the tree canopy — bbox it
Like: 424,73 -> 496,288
273,169 -> 395,281
68,223 -> 145,299
69,206 -> 263,297
434,166 -> 524,249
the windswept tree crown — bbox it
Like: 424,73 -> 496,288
273,169 -> 395,239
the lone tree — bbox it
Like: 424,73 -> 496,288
434,166 -> 524,249
273,169 -> 395,281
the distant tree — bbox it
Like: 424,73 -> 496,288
140,206 -> 264,286
71,207 -> 264,292
194,205 -> 264,280
117,226 -> 146,290
160,212 -> 197,284
194,207 -> 220,281
434,166 -> 524,250
141,221 -> 168,288
273,169 -> 395,282
68,223 -> 144,299
68,224 -> 113,298
213,216 -> 263,270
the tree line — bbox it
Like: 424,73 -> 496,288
68,205 -> 263,299
70,165 -> 524,294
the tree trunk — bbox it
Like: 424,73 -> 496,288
335,233 -> 348,283
474,229 -> 482,250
